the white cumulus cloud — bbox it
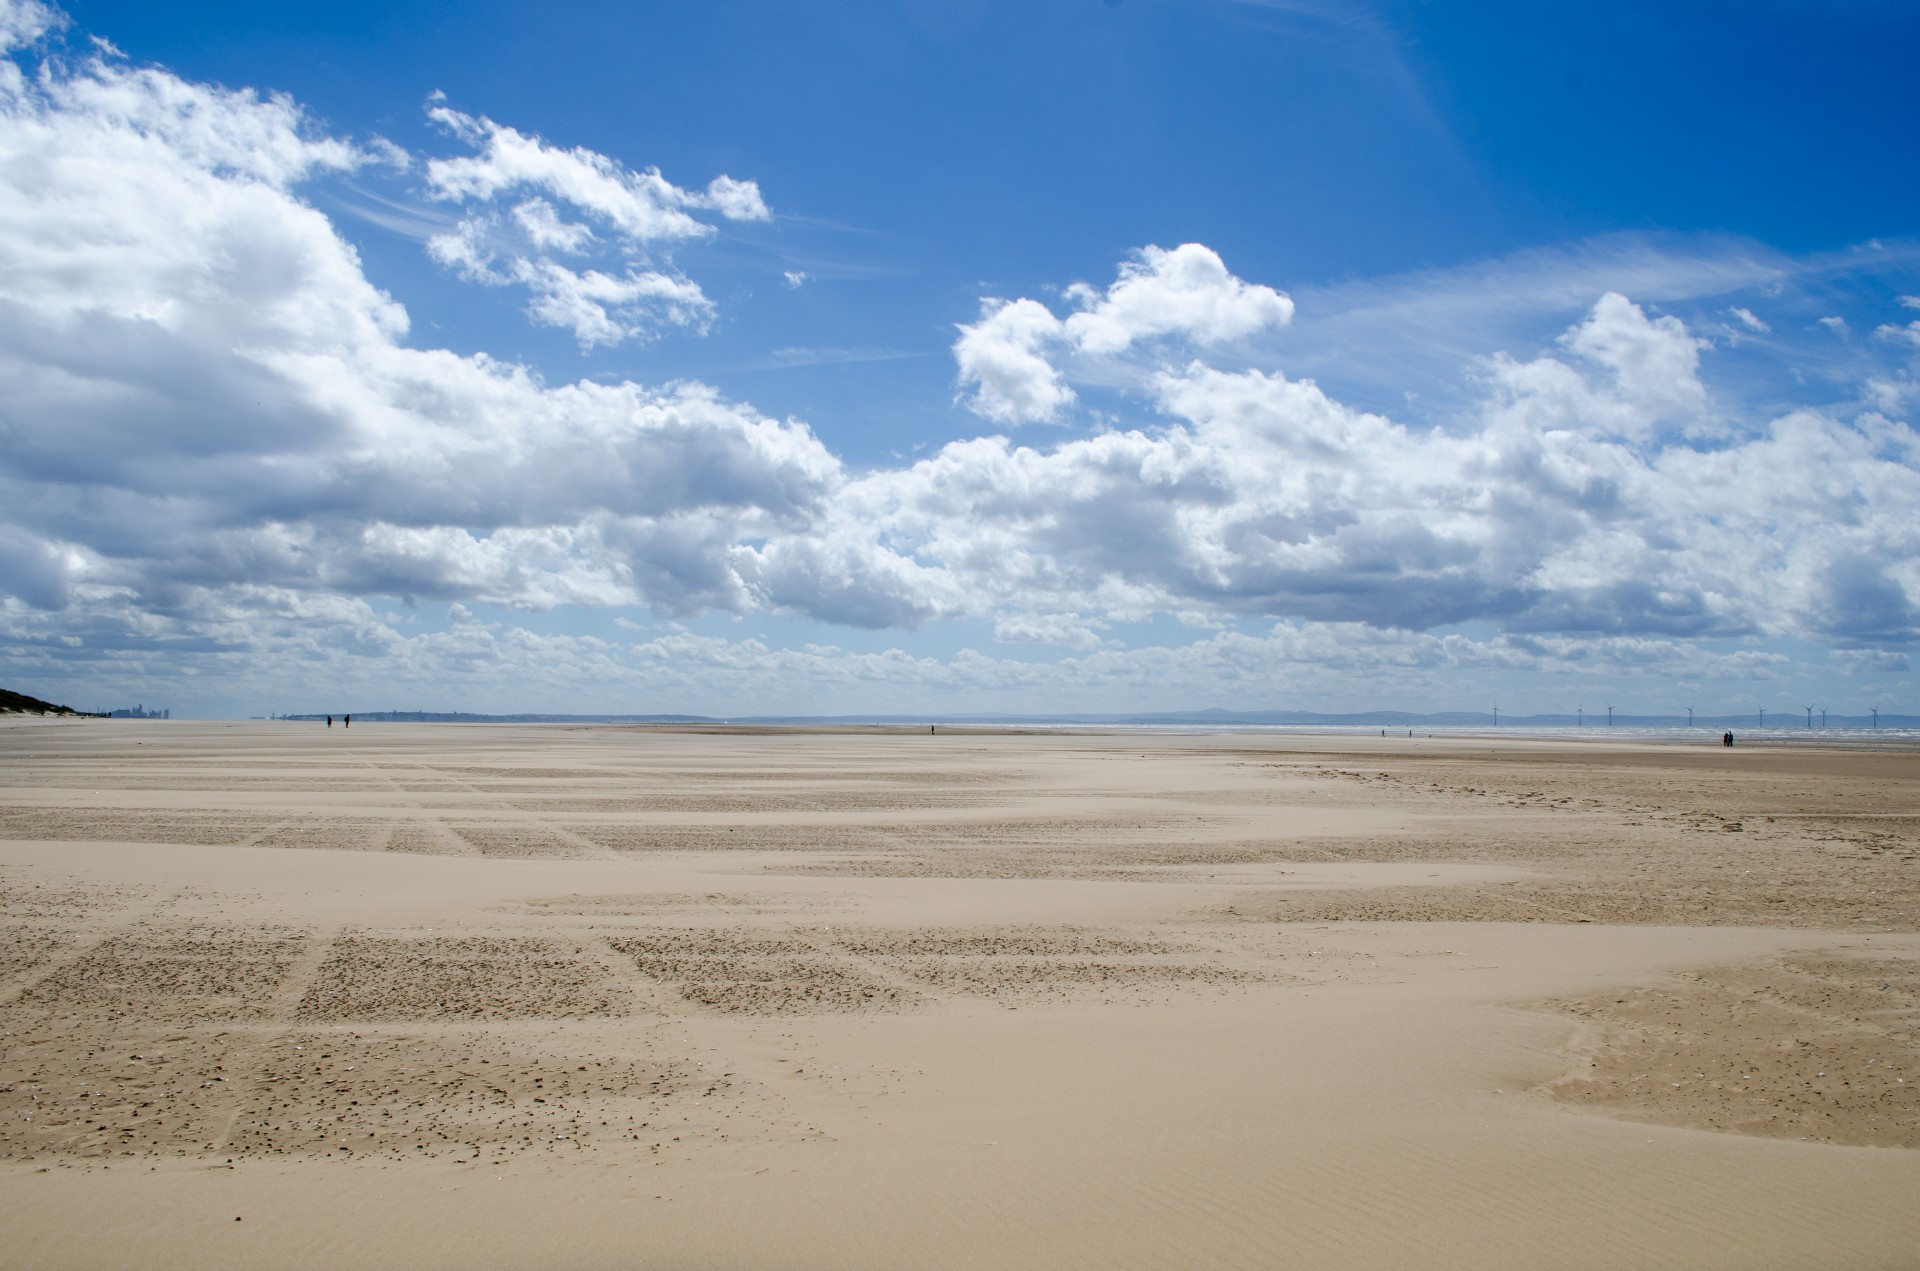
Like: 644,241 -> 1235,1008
0,36 -> 837,635
1876,319 -> 1920,349
424,103 -> 749,241
0,0 -> 60,53
2,9 -> 1917,717
953,243 -> 1293,424
848,284 -> 1918,649
953,297 -> 1077,423
419,101 -> 764,346
1062,242 -> 1295,355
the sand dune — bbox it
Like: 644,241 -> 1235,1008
0,721 -> 1914,1267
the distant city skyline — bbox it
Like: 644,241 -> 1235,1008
1,0 -> 1916,719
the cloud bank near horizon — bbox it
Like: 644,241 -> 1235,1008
0,4 -> 1916,714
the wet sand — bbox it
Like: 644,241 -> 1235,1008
0,720 -> 1914,1268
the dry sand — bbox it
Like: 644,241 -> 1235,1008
0,720 -> 1914,1268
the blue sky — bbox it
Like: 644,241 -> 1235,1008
2,0 -> 1917,718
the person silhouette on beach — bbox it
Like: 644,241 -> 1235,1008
326,714 -> 332,728
344,714 -> 350,728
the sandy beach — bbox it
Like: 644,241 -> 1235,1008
0,720 -> 1914,1268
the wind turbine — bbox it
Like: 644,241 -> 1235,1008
1873,706 -> 1879,729
1759,707 -> 1765,727
1493,704 -> 1499,726
1686,705 -> 1694,727
1806,704 -> 1814,729
1606,704 -> 1614,726
1577,706 -> 1583,727
1821,707 -> 1827,728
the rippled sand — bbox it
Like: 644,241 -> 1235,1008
0,720 -> 1914,1268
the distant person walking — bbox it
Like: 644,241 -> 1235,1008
326,714 -> 332,728
343,714 -> 350,728
1723,731 -> 1734,747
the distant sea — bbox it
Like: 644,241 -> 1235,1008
268,709 -> 1920,745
